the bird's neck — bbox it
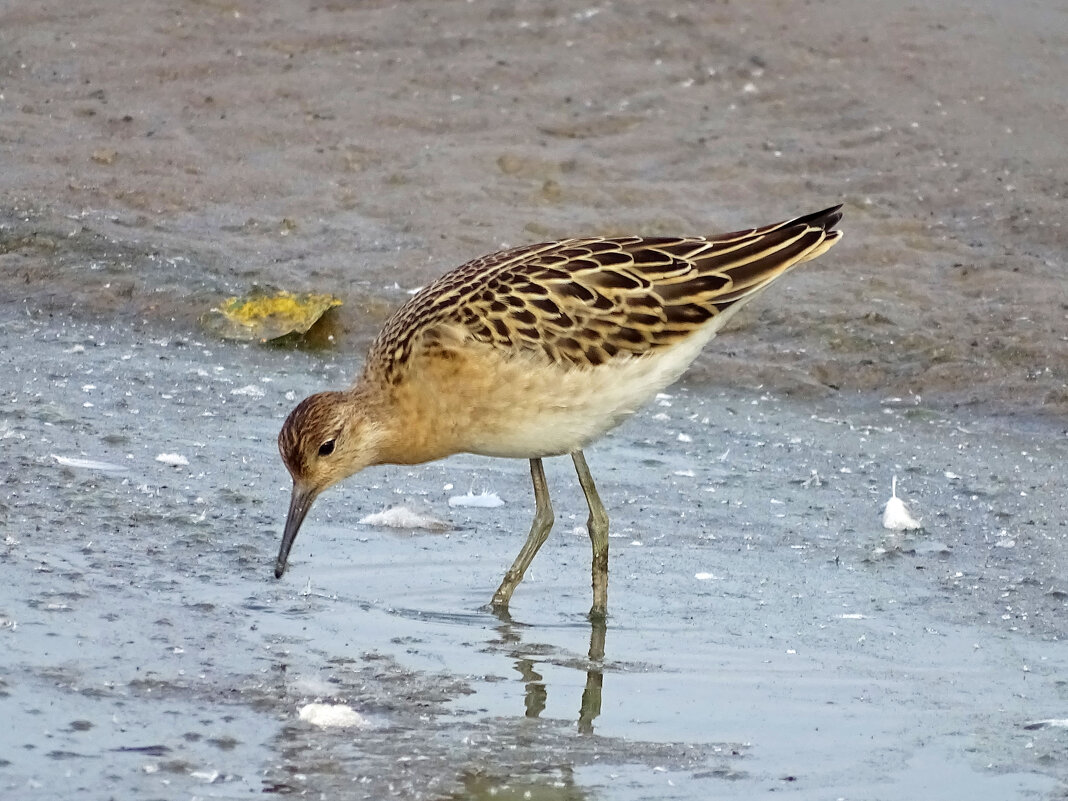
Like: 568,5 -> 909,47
346,376 -> 455,467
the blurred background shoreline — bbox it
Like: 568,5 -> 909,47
2,0 -> 1065,417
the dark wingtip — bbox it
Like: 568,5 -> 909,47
792,204 -> 843,233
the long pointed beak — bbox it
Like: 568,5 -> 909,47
275,482 -> 318,578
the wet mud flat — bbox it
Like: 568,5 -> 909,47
1,320 -> 1067,800
2,0 -> 1068,798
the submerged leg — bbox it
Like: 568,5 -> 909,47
572,450 -> 609,619
491,458 -> 555,610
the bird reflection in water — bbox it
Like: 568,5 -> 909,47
490,610 -> 606,735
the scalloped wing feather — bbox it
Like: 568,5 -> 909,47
366,206 -> 842,382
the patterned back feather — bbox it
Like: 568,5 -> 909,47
366,205 -> 842,383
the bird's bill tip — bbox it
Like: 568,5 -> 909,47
274,482 -> 317,579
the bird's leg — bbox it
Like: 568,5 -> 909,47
491,458 -> 554,610
572,450 -> 609,619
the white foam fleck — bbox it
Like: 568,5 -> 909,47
448,490 -> 504,508
230,384 -> 265,397
298,703 -> 368,729
156,453 -> 190,467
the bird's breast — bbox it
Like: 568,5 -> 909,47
379,328 -> 716,463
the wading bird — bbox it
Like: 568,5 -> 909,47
275,206 -> 842,618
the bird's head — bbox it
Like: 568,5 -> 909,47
274,390 -> 385,578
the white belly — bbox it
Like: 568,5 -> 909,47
465,325 -> 719,458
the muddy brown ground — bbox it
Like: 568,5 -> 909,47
3,0 -> 1067,415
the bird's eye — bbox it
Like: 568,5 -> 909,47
318,439 -> 336,457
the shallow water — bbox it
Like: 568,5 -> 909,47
2,0 -> 1068,798
3,323 -> 1067,799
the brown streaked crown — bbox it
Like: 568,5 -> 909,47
277,391 -> 347,480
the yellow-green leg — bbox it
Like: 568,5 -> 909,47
572,450 -> 609,619
491,457 -> 554,610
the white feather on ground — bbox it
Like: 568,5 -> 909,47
359,506 -> 450,531
52,454 -> 128,472
882,475 -> 922,531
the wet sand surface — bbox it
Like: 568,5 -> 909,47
2,1 -> 1067,798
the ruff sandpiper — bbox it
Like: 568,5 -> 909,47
275,206 -> 843,617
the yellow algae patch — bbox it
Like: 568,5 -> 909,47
202,289 -> 342,342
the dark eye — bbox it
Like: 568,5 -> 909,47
318,439 -> 336,457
